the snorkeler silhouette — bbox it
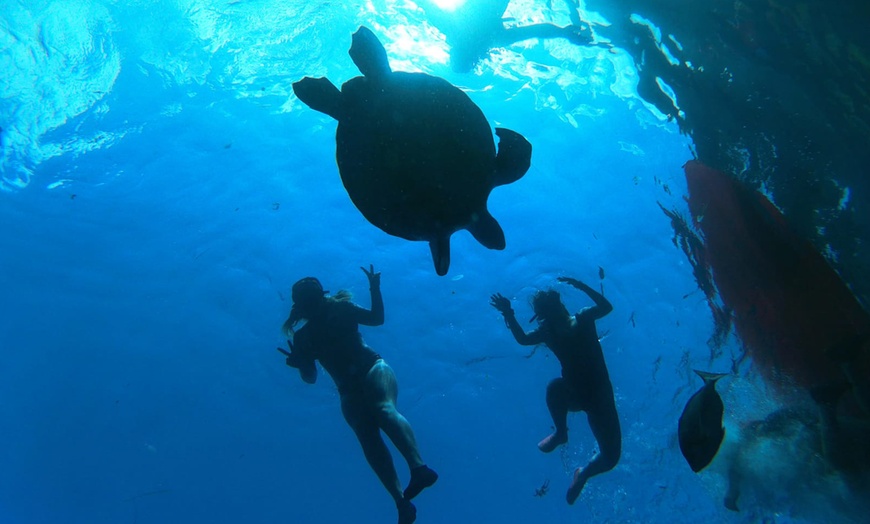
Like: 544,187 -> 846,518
280,266 -> 437,524
417,0 -> 608,73
490,275 -> 621,504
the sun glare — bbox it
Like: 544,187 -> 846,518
431,0 -> 467,12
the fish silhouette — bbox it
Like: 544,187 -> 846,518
678,370 -> 728,472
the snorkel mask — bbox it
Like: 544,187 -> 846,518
530,290 -> 565,323
291,277 -> 328,311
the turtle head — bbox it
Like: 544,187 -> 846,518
349,26 -> 392,80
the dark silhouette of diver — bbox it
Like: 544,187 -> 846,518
417,0 -> 609,73
490,276 -> 621,504
282,266 -> 437,524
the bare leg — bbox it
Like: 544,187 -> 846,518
539,378 -> 570,452
567,399 -> 621,505
342,393 -> 418,523
364,361 -> 424,468
364,361 -> 438,500
341,395 -> 404,502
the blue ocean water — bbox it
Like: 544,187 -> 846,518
2,1 -> 857,523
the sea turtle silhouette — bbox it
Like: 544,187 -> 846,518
292,26 -> 532,275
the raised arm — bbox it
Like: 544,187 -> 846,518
353,264 -> 385,326
490,293 -> 544,346
557,276 -> 613,319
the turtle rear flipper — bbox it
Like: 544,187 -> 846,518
467,210 -> 506,250
494,128 -> 532,186
293,77 -> 342,120
429,235 -> 451,276
349,26 -> 392,81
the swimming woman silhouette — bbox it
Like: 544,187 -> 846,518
490,275 -> 621,504
282,265 -> 437,524
417,0 -> 606,73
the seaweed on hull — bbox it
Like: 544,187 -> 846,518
586,0 -> 870,305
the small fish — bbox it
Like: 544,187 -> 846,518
678,370 -> 728,472
628,311 -> 636,327
598,266 -> 605,280
651,355 -> 662,383
534,479 -> 549,497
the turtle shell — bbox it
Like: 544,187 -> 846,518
335,71 -> 497,242
292,26 -> 531,275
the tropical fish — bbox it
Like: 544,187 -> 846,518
678,369 -> 729,472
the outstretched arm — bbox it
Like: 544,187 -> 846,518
490,293 -> 544,346
558,277 -> 613,319
495,23 -> 593,47
354,264 -> 385,326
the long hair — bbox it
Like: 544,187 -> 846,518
282,289 -> 354,338
330,290 -> 353,303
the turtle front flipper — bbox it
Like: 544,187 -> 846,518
349,26 -> 392,81
494,128 -> 532,186
292,77 -> 342,120
429,235 -> 451,276
467,209 -> 506,250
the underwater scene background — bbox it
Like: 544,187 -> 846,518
2,1 -> 869,523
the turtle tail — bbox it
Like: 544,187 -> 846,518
429,235 -> 451,276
